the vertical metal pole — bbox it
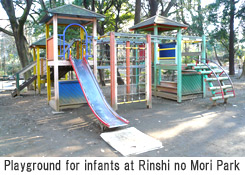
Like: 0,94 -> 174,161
93,18 -> 97,79
146,34 -> 152,108
177,29 -> 182,103
110,32 -> 117,110
126,41 -> 130,101
153,25 -> 158,95
33,48 -> 36,91
46,24 -> 51,102
37,47 -> 41,94
53,15 -> 59,111
202,34 -> 206,98
80,28 -> 84,59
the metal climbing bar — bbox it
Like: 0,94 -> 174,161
98,32 -> 152,110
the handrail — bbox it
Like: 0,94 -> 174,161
16,61 -> 37,75
207,59 -> 235,97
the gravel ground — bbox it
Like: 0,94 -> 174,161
0,77 -> 244,157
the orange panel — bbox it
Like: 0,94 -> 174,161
47,37 -> 54,61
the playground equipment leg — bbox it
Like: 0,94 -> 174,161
46,24 -> 51,102
126,41 -> 131,101
153,25 -> 158,95
146,34 -> 152,108
37,47 -> 41,94
202,34 -> 206,98
110,32 -> 117,110
177,29 -> 182,103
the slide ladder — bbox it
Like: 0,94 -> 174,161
191,60 -> 235,105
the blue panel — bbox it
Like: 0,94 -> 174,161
70,58 -> 129,128
59,81 -> 86,106
159,42 -> 176,59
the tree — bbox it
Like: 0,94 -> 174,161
0,0 -> 33,79
160,0 -> 176,17
134,0 -> 141,25
207,0 -> 241,75
149,0 -> 158,17
229,0 -> 235,75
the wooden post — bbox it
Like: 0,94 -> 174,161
202,34 -> 206,98
126,41 -> 130,101
93,18 -> 97,79
33,48 -> 36,91
146,34 -> 152,108
177,29 -> 182,103
46,24 -> 51,102
37,47 -> 41,94
110,32 -> 117,110
53,14 -> 59,111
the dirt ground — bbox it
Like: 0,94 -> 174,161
0,77 -> 244,157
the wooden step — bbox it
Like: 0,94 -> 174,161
154,91 -> 177,100
198,69 -> 223,75
210,94 -> 235,101
160,81 -> 177,88
157,85 -> 177,93
208,85 -> 232,91
205,77 -> 229,82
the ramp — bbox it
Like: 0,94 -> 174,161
70,58 -> 129,128
12,75 -> 37,97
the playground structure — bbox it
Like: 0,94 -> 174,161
11,4 -> 235,128
97,32 -> 152,110
129,15 -> 235,105
39,4 -> 131,128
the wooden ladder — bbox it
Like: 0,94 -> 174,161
193,60 -> 235,105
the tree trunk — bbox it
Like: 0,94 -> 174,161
197,0 -> 204,35
134,0 -> 141,25
1,0 -> 33,80
161,0 -> 176,17
239,61 -> 245,79
91,0 -> 95,11
213,46 -> 223,66
229,0 -> 235,75
51,0 -> 56,8
149,0 -> 158,17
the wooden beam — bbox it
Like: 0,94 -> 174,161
57,15 -> 94,22
46,24 -> 51,102
46,17 -> 53,25
110,32 -> 117,110
182,52 -> 201,56
53,14 -> 59,111
146,34 -> 152,108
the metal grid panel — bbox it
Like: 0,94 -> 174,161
182,74 -> 203,95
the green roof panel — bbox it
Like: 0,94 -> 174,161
39,4 -> 105,24
129,15 -> 188,31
